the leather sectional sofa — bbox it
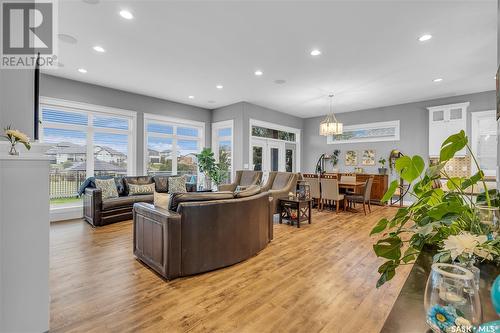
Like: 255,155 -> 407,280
83,175 -> 195,227
133,188 -> 273,280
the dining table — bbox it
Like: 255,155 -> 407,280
338,181 -> 366,212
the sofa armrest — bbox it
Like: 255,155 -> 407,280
218,183 -> 237,192
133,203 -> 182,279
84,188 -> 103,227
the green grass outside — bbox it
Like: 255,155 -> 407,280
50,197 -> 82,205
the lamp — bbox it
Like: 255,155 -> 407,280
319,94 -> 343,136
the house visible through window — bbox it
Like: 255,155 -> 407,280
40,99 -> 136,208
144,115 -> 204,185
212,120 -> 234,183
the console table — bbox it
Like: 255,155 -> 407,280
381,250 -> 500,332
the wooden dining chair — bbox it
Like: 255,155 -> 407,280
346,177 -> 374,215
320,178 -> 345,213
308,175 -> 321,208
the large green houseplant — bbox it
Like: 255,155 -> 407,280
371,130 -> 500,287
196,148 -> 230,189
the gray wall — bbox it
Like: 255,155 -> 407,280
302,91 -> 496,174
212,101 -> 304,171
40,74 -> 212,173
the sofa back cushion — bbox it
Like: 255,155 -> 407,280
234,185 -> 261,198
170,191 -> 234,211
123,176 -> 154,195
272,173 -> 292,190
240,171 -> 257,186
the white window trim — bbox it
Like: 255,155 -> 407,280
249,118 -> 301,172
326,120 -> 400,144
212,119 -> 234,181
471,110 -> 497,177
40,96 -> 138,176
143,113 -> 205,176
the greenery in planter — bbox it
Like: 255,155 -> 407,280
196,148 -> 230,186
378,158 -> 387,168
371,130 -> 500,287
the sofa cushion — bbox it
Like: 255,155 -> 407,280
154,175 -> 170,193
272,173 -> 291,190
102,194 -> 154,210
95,178 -> 119,199
240,172 -> 257,186
234,185 -> 261,198
154,191 -> 170,210
170,191 -> 234,211
123,176 -> 154,195
168,176 -> 187,194
128,183 -> 155,196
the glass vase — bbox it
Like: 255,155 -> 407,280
475,205 -> 500,235
424,263 -> 481,333
8,143 -> 18,156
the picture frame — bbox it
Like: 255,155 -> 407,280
345,150 -> 357,166
362,149 -> 376,166
327,120 -> 400,144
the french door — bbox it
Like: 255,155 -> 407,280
252,138 -> 293,181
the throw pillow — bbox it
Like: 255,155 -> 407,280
154,191 -> 170,210
95,178 -> 119,199
168,176 -> 187,194
128,183 -> 155,196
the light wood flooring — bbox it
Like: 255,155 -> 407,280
50,206 -> 412,333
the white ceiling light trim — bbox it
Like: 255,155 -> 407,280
119,10 -> 134,20
418,34 -> 433,42
216,85 -> 223,89
254,70 -> 263,76
433,78 -> 443,82
93,45 -> 106,53
310,49 -> 321,56
78,68 -> 88,73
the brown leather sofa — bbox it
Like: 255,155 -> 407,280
133,190 -> 273,280
261,171 -> 299,213
84,175 -> 195,227
218,170 -> 263,192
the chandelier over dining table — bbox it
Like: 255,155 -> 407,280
319,94 -> 343,136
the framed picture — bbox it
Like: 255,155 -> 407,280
362,149 -> 376,166
327,120 -> 400,144
345,150 -> 357,166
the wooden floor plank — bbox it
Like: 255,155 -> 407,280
50,206 -> 411,333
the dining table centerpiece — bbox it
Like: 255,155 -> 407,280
3,125 -> 31,156
370,130 -> 500,333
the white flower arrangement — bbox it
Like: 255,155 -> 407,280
441,232 -> 496,262
3,125 -> 31,155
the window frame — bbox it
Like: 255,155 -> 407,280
143,113 -> 205,177
212,119 -> 234,182
39,97 -> 138,177
471,110 -> 497,177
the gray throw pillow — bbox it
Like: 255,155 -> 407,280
95,178 -> 119,199
168,176 -> 187,194
128,183 -> 155,196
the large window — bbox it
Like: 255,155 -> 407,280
471,111 -> 497,178
144,114 -> 204,184
40,98 -> 136,206
212,120 -> 233,183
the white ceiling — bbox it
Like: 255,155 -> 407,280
44,0 -> 497,118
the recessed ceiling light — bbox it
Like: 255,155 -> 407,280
93,45 -> 105,53
188,95 -> 194,99
310,49 -> 321,56
119,10 -> 133,20
418,34 -> 432,42
216,85 -> 223,89
78,68 -> 87,73
58,33 -> 77,44
254,70 -> 263,76
433,78 -> 443,82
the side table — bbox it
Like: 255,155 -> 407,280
278,197 -> 312,228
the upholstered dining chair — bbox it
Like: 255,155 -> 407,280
345,176 -> 374,215
340,174 -> 356,184
320,178 -> 345,213
307,175 -> 321,208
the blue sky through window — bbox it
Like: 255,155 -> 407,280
217,128 -> 232,137
43,128 -> 87,145
42,108 -> 88,126
94,132 -> 128,154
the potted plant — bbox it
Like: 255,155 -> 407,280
330,149 -> 340,172
378,157 -> 387,174
196,148 -> 230,191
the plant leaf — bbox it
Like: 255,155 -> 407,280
440,130 -> 467,162
381,180 -> 399,203
370,218 -> 389,236
395,155 -> 425,183
376,260 -> 398,288
373,237 -> 402,260
461,171 -> 484,190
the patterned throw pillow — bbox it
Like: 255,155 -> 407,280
154,191 -> 170,210
95,178 -> 119,199
168,176 -> 187,194
128,183 -> 155,196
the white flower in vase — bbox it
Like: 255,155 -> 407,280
442,232 -> 488,261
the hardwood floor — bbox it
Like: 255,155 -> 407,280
50,206 -> 411,333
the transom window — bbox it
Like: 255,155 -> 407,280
39,98 -> 136,205
144,114 -> 204,184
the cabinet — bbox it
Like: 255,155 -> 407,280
427,102 -> 469,157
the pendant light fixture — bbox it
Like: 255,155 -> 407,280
319,94 -> 343,136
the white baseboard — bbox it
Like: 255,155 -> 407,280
50,205 -> 83,222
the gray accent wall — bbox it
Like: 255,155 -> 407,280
212,101 -> 303,171
302,91 -> 496,174
40,74 -> 212,173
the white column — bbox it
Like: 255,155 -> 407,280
0,143 -> 52,333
